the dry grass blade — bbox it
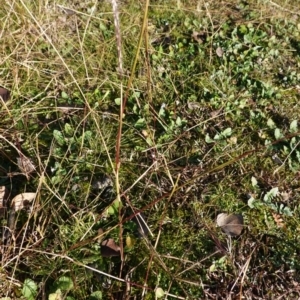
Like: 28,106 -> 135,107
110,0 -> 123,76
132,212 -> 153,237
0,186 -> 9,217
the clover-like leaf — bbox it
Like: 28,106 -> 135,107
290,120 -> 298,133
48,290 -> 62,300
251,176 -> 258,187
205,134 -> 215,143
274,128 -> 282,140
155,287 -> 165,299
22,278 -> 37,300
55,276 -> 73,291
263,187 -> 278,203
90,291 -> 103,300
53,130 -> 65,146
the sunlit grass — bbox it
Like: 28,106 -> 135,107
1,0 -> 300,299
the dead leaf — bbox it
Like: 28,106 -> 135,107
187,101 -> 201,110
96,228 -> 105,243
141,129 -> 148,137
272,213 -> 285,228
191,31 -> 203,43
101,238 -> 120,257
280,191 -> 291,202
0,87 -> 10,102
216,47 -> 223,57
11,192 -> 36,211
210,108 -> 223,118
216,213 -> 244,237
17,156 -> 36,179
57,4 -> 76,16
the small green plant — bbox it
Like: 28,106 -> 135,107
22,279 -> 38,300
48,276 -> 74,300
248,182 -> 293,217
1,0 -> 300,299
265,119 -> 300,172
205,127 -> 232,143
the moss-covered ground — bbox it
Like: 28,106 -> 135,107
1,0 -> 300,299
